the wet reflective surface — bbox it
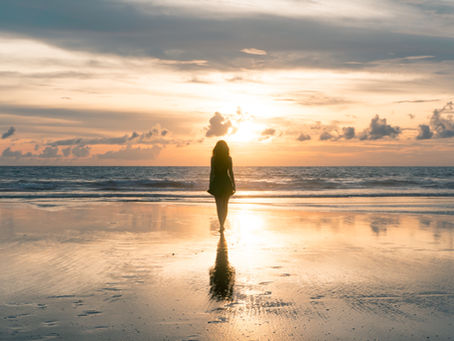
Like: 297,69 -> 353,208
1,202 -> 454,340
209,231 -> 235,301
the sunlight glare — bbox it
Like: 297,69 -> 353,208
228,121 -> 260,142
230,208 -> 265,244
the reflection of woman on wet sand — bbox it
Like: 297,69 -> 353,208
207,140 -> 236,230
209,231 -> 235,301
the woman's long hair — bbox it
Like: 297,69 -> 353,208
212,140 -> 230,168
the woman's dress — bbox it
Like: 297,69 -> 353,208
208,156 -> 234,197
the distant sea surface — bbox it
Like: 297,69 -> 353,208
1,166 -> 454,214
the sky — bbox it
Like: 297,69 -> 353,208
0,0 -> 454,166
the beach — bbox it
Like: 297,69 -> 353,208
1,200 -> 453,340
3,0 -> 454,337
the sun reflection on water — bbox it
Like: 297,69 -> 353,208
230,206 -> 265,239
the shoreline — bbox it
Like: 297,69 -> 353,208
0,194 -> 453,216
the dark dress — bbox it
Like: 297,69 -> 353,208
208,156 -> 234,197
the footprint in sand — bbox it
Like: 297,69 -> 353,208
78,310 -> 102,317
42,320 -> 58,327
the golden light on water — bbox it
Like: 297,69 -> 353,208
230,207 -> 265,241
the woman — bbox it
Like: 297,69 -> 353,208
208,140 -> 236,230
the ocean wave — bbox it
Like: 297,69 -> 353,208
0,166 -> 453,202
1,178 -> 453,192
89,179 -> 196,191
1,191 -> 454,200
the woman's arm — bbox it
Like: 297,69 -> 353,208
210,157 -> 215,184
228,157 -> 236,192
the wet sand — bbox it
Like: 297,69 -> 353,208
1,202 -> 454,340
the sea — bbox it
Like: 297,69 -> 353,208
1,166 -> 454,214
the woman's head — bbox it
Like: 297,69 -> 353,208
212,140 -> 230,159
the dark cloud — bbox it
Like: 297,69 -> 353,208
62,147 -> 71,157
2,146 -> 61,159
2,147 -> 30,158
39,146 -> 60,158
429,101 -> 454,138
1,143 -> 159,161
71,145 -> 90,157
297,133 -> 311,141
405,1 -> 454,17
416,102 -> 454,140
129,131 -> 139,140
359,115 -> 401,140
320,131 -> 334,141
340,126 -> 355,139
1,0 -> 454,71
316,126 -> 355,141
206,112 -> 232,137
2,126 -> 15,139
416,124 -> 433,140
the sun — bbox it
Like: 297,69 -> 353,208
228,121 -> 259,142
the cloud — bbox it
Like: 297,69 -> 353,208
259,127 -> 276,141
71,145 -> 91,157
312,123 -> 355,141
2,0 -> 454,72
39,146 -> 60,158
320,131 -> 334,141
0,104 -> 194,135
416,124 -> 433,140
340,126 -> 355,139
2,145 -> 88,159
129,131 -> 139,140
261,128 -> 276,136
97,146 -> 161,160
429,101 -> 454,138
1,147 -> 31,158
297,133 -> 311,141
1,146 -> 65,159
415,102 -> 454,140
396,99 -> 440,104
62,147 -> 71,157
282,91 -> 353,106
2,126 -> 15,139
206,112 -> 232,137
50,135 -> 129,146
359,115 -> 401,140
241,48 -> 267,56
50,129 -> 169,147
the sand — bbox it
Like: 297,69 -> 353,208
1,201 -> 454,340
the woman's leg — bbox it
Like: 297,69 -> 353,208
215,196 -> 224,228
222,195 -> 230,227
215,195 -> 229,229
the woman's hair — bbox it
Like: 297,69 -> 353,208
212,140 -> 230,163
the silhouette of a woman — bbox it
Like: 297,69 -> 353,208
208,140 -> 235,230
